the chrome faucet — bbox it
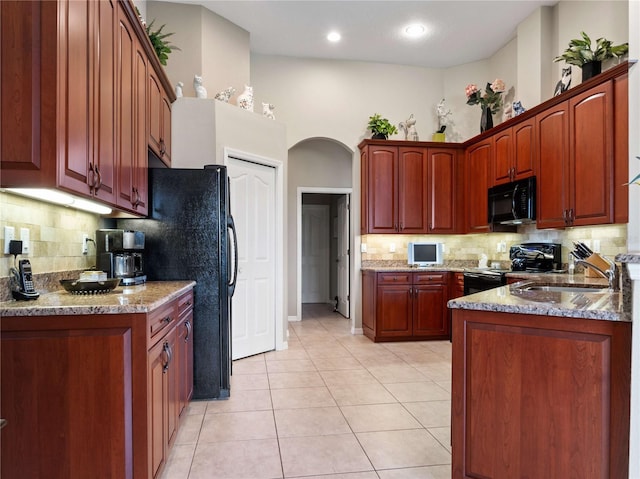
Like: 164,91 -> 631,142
571,253 -> 620,292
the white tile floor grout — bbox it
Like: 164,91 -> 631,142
160,303 -> 452,479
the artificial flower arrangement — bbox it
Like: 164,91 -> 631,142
465,79 -> 506,114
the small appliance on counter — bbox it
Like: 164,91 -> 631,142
95,229 -> 146,285
509,242 -> 562,272
408,242 -> 444,266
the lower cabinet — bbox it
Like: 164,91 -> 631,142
451,309 -> 631,479
0,287 -> 194,479
362,271 -> 450,342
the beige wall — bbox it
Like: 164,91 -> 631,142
0,192 -> 100,277
629,0 -> 640,252
146,1 -> 250,100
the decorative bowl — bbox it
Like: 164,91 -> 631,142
59,278 -> 121,295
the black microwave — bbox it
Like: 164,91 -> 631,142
488,176 -> 536,225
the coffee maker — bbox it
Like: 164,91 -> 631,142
96,229 -> 146,285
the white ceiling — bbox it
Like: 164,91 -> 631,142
154,0 -> 558,68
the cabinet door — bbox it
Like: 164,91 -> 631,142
133,43 -> 148,215
93,0 -> 117,205
492,129 -> 512,185
148,333 -> 171,479
360,148 -> 369,234
166,326 -> 179,448
366,146 -> 398,233
161,94 -> 172,165
613,73 -> 628,224
466,139 -> 492,232
116,10 -> 136,211
428,148 -> 457,233
177,310 -> 194,417
148,71 -> 163,158
2,326 -> 134,479
569,81 -> 613,226
57,0 -> 93,196
413,284 -> 448,337
376,285 -> 412,338
512,118 -> 536,180
536,104 -> 570,229
398,147 -> 428,233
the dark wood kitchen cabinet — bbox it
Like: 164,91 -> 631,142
149,70 -> 173,166
452,308 -> 630,479
536,81 -> 614,228
359,140 -> 461,234
0,0 -> 117,204
465,138 -> 492,232
1,287 -> 195,479
361,271 -> 450,341
116,10 -> 149,215
0,0 -> 174,216
491,117 -> 535,186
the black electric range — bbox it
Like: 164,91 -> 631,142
463,268 -> 510,295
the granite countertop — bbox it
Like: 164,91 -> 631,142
448,275 -> 626,322
0,281 -> 196,317
361,265 -> 467,273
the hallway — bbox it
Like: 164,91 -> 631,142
161,304 -> 452,478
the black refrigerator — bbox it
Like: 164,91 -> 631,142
119,165 -> 238,400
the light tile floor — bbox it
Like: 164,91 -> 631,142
161,303 -> 452,479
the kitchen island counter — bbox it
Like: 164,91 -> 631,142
448,274 -> 626,322
0,280 -> 196,317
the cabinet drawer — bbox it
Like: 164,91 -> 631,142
413,272 -> 448,284
177,290 -> 194,317
377,273 -> 411,284
149,301 -> 177,343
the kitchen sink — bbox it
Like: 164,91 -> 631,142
516,284 -> 609,294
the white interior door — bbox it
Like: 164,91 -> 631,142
301,204 -> 329,303
336,195 -> 350,317
228,157 -> 276,360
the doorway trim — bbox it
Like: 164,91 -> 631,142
224,147 -> 286,352
296,187 -> 353,325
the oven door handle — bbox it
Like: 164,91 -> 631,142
464,273 -> 488,279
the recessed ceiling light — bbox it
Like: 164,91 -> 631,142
327,31 -> 341,43
404,24 -> 426,38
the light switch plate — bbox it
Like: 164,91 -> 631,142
4,226 -> 15,254
592,239 -> 601,253
20,228 -> 30,255
360,243 -> 367,253
389,243 -> 396,253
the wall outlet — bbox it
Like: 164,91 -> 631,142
592,239 -> 601,253
20,228 -> 30,255
82,234 -> 89,255
4,226 -> 15,254
389,243 -> 396,253
360,243 -> 367,253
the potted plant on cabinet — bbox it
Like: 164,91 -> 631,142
554,31 -> 628,82
367,114 -> 398,139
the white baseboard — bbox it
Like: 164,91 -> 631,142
351,327 -> 364,335
288,315 -> 301,322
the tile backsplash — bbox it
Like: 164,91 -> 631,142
361,224 -> 628,267
0,192 -> 101,278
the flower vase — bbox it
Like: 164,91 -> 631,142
581,61 -> 602,82
480,106 -> 493,133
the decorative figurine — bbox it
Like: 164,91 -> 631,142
553,66 -> 572,96
237,85 -> 254,111
262,102 -> 276,120
512,100 -> 526,116
436,98 -> 452,133
175,81 -> 184,98
214,86 -> 236,103
398,114 -> 418,141
194,75 -> 207,99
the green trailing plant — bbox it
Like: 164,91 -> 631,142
367,114 -> 398,138
136,7 -> 180,66
145,19 -> 180,66
554,31 -> 628,66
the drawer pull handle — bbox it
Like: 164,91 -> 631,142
162,316 -> 172,324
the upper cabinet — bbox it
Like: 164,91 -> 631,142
465,138 -> 492,233
536,81 -> 614,228
0,0 -> 175,216
359,141 -> 461,235
149,70 -> 172,166
492,118 -> 536,186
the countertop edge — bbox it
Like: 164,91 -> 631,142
0,281 -> 196,317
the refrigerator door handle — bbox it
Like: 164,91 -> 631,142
227,214 -> 239,297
